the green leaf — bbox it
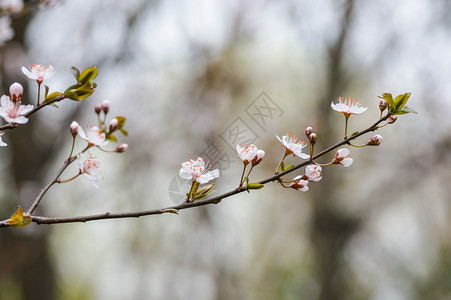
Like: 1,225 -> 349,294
284,164 -> 295,171
78,66 -> 98,84
44,92 -> 63,103
393,93 -> 411,110
193,183 -> 215,201
381,93 -> 395,113
44,85 -> 49,99
163,209 -> 179,215
350,131 -> 359,137
75,89 -> 94,100
64,91 -> 79,101
119,128 -> 128,136
71,66 -> 80,80
393,105 -> 418,115
14,216 -> 32,228
246,183 -> 264,190
115,116 -> 127,127
106,133 -> 117,142
280,160 -> 285,171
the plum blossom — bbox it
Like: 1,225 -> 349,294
331,96 -> 367,117
78,126 -> 108,146
304,164 -> 322,182
179,157 -> 219,184
290,176 -> 309,192
78,153 -> 101,188
277,132 -> 309,159
333,148 -> 353,167
0,132 -> 7,146
236,144 -> 265,166
21,64 -> 54,83
0,95 -> 33,124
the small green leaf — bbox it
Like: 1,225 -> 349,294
106,134 -> 117,142
394,93 -> 411,110
119,128 -> 128,136
393,105 -> 417,115
350,131 -> 359,137
78,66 -> 98,84
194,183 -> 215,200
71,66 -> 80,80
284,164 -> 295,171
44,85 -> 49,99
64,91 -> 79,101
246,183 -> 264,190
44,92 -> 63,103
115,116 -> 126,127
280,160 -> 285,171
381,93 -> 395,113
163,209 -> 179,215
75,89 -> 94,100
13,216 -> 32,228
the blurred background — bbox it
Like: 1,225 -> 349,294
0,0 -> 450,299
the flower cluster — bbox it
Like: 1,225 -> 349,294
66,101 -> 128,187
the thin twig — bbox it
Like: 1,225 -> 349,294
0,114 -> 388,227
26,156 -> 77,215
0,95 -> 66,131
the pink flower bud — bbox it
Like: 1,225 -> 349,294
70,121 -> 79,137
367,134 -> 383,146
115,143 -> 128,153
308,133 -> 317,144
379,99 -> 388,112
94,104 -> 102,114
305,126 -> 314,137
387,115 -> 398,124
9,82 -> 23,100
109,118 -> 118,132
102,100 -> 110,114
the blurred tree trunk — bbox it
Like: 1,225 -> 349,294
0,13 -> 57,300
310,1 -> 361,300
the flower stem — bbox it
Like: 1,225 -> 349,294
245,165 -> 254,179
37,81 -> 41,106
344,116 -> 349,139
276,154 -> 288,173
349,142 -> 367,148
58,172 -> 81,183
239,164 -> 247,187
69,136 -> 76,158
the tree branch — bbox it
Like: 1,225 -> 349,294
0,113 -> 388,227
0,94 -> 66,131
